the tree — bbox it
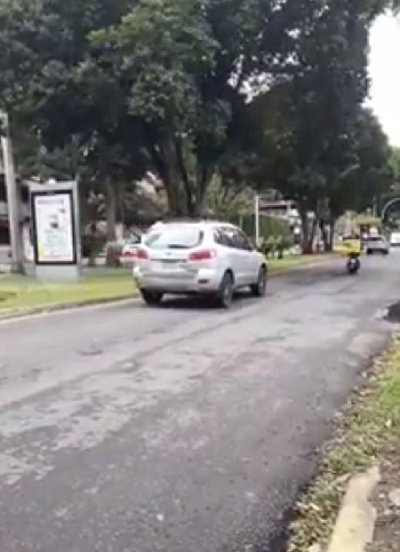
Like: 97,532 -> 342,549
91,0 -> 315,217
204,176 -> 253,221
0,0 -> 397,231
1,0 -> 297,218
92,0 -> 220,217
0,0 -> 148,242
241,0 -> 394,252
322,108 -> 393,246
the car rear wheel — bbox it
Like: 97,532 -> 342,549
141,290 -> 164,306
366,249 -> 373,255
250,266 -> 267,297
216,271 -> 234,308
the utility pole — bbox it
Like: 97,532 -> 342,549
0,111 -> 24,273
372,196 -> 378,219
254,192 -> 260,246
344,211 -> 352,235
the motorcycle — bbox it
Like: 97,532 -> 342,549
346,253 -> 361,275
335,235 -> 362,275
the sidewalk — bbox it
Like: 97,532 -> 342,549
288,336 -> 400,552
368,440 -> 400,551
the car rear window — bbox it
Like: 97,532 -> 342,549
125,236 -> 141,245
144,226 -> 204,250
367,236 -> 383,242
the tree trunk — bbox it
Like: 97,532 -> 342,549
88,250 -> 97,267
105,178 -> 116,242
186,186 -> 205,218
163,167 -> 203,218
299,206 -> 316,254
159,136 -> 187,217
149,130 -> 212,218
327,219 -> 335,251
320,220 -> 329,252
164,177 -> 186,217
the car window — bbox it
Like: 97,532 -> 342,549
214,227 -> 234,247
215,226 -> 254,250
144,225 -> 204,250
124,235 -> 140,245
215,225 -> 249,248
227,227 -> 253,250
235,229 -> 254,251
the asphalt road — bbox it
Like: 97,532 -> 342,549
0,253 -> 399,552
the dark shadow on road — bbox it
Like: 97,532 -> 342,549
148,291 -> 259,311
384,301 -> 400,323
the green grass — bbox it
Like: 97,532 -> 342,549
288,338 -> 400,552
0,271 -> 137,313
269,253 -> 333,273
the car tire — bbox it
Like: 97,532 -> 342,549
250,266 -> 267,297
141,290 -> 164,306
216,271 -> 234,308
366,249 -> 372,255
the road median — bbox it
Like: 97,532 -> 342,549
0,271 -> 136,320
269,253 -> 337,274
0,254 -> 336,320
287,336 -> 400,552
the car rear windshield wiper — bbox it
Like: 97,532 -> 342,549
167,244 -> 191,249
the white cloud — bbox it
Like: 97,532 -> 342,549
368,14 -> 400,146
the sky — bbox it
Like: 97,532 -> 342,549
368,14 -> 400,146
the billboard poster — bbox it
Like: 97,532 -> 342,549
32,192 -> 75,264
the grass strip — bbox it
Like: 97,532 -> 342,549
269,254 -> 334,273
288,337 -> 400,551
0,272 -> 136,312
0,254 -> 333,313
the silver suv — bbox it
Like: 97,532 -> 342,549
365,235 -> 389,255
132,221 -> 267,307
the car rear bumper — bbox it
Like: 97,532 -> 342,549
133,266 -> 222,294
366,246 -> 389,252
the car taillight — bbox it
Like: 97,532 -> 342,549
133,248 -> 149,260
188,249 -> 216,261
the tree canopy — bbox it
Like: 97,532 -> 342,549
0,0 -> 397,238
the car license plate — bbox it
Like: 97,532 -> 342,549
152,260 -> 180,271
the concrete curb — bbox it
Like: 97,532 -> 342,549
327,466 -> 380,552
0,294 -> 136,322
0,256 -> 337,322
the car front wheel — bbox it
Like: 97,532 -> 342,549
141,290 -> 164,306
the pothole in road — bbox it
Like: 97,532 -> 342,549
77,346 -> 104,357
121,360 -> 140,373
384,301 -> 400,323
